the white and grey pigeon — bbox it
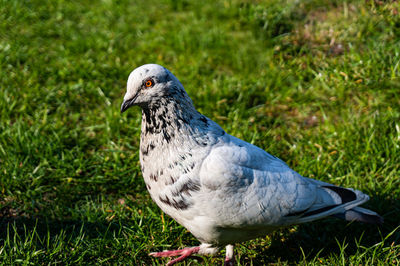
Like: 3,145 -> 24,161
120,64 -> 383,266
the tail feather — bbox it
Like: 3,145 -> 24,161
332,206 -> 383,225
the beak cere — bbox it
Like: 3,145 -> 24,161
121,91 -> 140,113
121,98 -> 134,113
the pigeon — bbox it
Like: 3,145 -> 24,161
120,64 -> 383,265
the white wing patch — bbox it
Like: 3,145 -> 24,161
199,134 -> 364,228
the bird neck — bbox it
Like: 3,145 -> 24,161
141,96 -> 203,141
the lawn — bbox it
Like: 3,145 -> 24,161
0,0 -> 399,264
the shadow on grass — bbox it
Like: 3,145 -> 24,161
241,195 -> 400,264
0,216 -> 120,240
0,214 -> 156,264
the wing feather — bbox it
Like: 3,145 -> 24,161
199,134 -> 369,227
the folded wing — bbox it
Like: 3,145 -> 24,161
199,134 -> 373,228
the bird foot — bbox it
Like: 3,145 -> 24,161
224,257 -> 235,266
149,246 -> 201,266
224,244 -> 235,266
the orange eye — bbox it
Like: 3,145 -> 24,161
145,79 -> 153,88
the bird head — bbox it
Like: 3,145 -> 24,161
121,64 -> 184,113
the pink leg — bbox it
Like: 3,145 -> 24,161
224,257 -> 235,266
224,244 -> 235,266
149,246 -> 200,266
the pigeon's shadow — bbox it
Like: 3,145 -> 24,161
238,195 -> 399,264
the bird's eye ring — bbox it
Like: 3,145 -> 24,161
145,79 -> 154,88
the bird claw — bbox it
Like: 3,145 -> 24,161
224,257 -> 235,266
149,246 -> 201,266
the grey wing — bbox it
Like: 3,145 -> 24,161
199,135 -> 369,228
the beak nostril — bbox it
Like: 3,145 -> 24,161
121,99 -> 133,113
121,92 -> 140,113
120,100 -> 130,113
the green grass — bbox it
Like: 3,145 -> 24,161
0,0 -> 399,264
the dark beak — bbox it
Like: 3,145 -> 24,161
120,98 -> 135,113
121,91 -> 140,113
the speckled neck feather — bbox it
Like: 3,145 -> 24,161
138,85 -> 221,215
141,88 -> 203,140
